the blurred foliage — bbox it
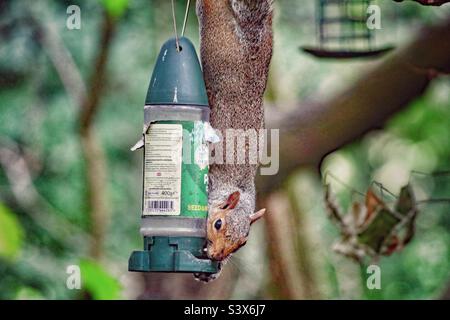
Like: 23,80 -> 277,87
321,82 -> 450,299
79,259 -> 122,300
0,0 -> 449,300
0,203 -> 24,261
102,0 -> 129,18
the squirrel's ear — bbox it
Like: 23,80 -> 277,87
223,191 -> 240,210
250,208 -> 266,225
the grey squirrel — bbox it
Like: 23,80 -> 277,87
194,0 -> 273,281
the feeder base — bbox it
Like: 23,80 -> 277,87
128,236 -> 219,273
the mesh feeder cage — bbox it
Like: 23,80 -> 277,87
128,37 -> 219,274
301,0 -> 394,59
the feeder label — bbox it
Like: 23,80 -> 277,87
143,124 -> 182,216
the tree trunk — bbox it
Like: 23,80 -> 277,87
263,189 -> 320,299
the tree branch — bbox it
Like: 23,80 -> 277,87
31,15 -> 87,107
79,13 -> 116,133
25,5 -> 116,261
440,281 -> 450,299
257,16 -> 450,194
263,191 -> 308,299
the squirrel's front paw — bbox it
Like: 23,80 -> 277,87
193,262 -> 222,282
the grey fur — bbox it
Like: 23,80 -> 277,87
195,0 -> 273,282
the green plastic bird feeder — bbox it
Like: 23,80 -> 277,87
128,37 -> 219,274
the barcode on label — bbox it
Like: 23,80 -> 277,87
145,200 -> 174,212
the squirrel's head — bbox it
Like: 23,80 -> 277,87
206,191 -> 265,261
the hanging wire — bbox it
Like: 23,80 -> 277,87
417,198 -> 450,205
410,170 -> 450,178
171,0 -> 180,51
181,0 -> 191,37
370,181 -> 398,200
322,171 -> 365,198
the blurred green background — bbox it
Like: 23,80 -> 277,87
0,0 -> 449,299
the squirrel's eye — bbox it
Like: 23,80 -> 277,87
214,219 -> 222,230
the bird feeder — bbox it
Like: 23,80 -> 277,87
128,37 -> 219,274
301,0 -> 394,59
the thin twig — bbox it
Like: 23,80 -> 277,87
79,12 -> 117,260
31,16 -> 87,107
417,198 -> 450,204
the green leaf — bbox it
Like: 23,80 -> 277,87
358,208 -> 400,253
79,259 -> 122,300
101,0 -> 129,18
0,203 -> 24,260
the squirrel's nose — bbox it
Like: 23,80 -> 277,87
210,249 -> 225,261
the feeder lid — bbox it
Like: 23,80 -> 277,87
145,37 -> 209,106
